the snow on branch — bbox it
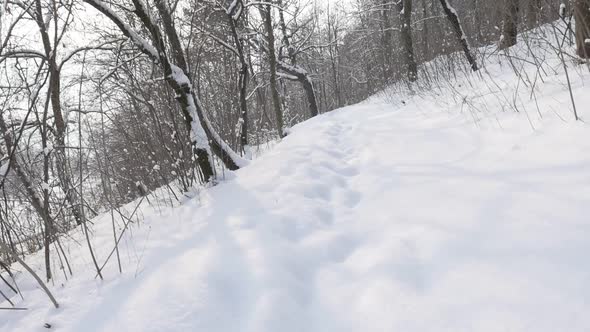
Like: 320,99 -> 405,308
83,0 -> 160,61
278,72 -> 298,81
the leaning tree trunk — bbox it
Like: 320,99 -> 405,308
398,0 -> 418,81
500,0 -> 519,49
151,0 -> 219,178
300,74 -> 319,117
277,62 -> 319,118
438,0 -> 479,71
84,0 -> 247,180
574,0 -> 590,58
276,0 -> 319,118
155,0 -> 245,171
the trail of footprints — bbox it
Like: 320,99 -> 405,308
220,120 -> 369,323
276,122 -> 362,232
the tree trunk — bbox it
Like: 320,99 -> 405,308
151,0 -> 218,178
381,0 -> 394,81
474,0 -> 483,44
34,0 -> 84,227
276,62 -> 319,117
398,0 -> 418,81
326,5 -> 343,108
301,77 -> 319,116
85,0 -> 245,180
237,62 -> 249,153
227,5 -> 250,153
574,0 -> 590,58
276,0 -> 320,117
262,5 -> 284,137
421,0 -> 430,59
526,0 -> 542,29
438,0 -> 479,71
500,0 -> 519,49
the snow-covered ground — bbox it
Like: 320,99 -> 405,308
2,37 -> 590,331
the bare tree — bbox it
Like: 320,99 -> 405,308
83,0 -> 246,179
274,0 -> 320,118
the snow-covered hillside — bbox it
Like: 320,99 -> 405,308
2,36 -> 590,331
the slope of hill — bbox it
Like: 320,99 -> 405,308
1,29 -> 590,331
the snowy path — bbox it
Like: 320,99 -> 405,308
3,100 -> 590,331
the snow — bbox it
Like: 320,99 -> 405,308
169,64 -> 191,87
279,60 -> 308,76
0,162 -> 8,178
277,71 -> 299,81
2,26 -> 590,332
167,64 -> 211,151
40,182 -> 51,191
84,0 -> 159,59
231,4 -> 243,21
559,3 -> 566,17
226,0 -> 239,16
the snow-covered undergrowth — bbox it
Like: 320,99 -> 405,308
2,27 -> 590,331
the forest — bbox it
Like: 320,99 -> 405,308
1,0 -> 589,330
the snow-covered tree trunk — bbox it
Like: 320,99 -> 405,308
574,0 -> 590,58
83,0 -> 247,180
438,0 -> 479,71
277,62 -> 319,117
276,0 -> 319,117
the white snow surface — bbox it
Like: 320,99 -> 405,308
2,41 -> 590,331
